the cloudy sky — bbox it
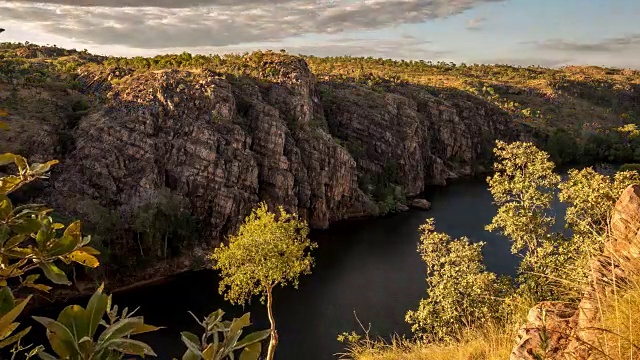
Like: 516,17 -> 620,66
1,0 -> 639,68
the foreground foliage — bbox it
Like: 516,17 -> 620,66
180,309 -> 270,360
34,285 -> 159,360
0,119 -> 102,354
210,202 -> 316,360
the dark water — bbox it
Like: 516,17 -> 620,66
29,180 -> 523,360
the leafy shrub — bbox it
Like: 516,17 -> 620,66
406,219 -> 505,342
619,163 -> 640,174
179,309 -> 270,360
34,285 -> 160,360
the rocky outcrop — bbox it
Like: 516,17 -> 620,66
410,198 -> 431,210
53,61 -> 367,238
511,302 -> 578,360
321,83 -> 520,191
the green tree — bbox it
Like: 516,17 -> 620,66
486,141 -> 640,300
405,219 -> 505,342
133,190 -> 199,259
558,167 -> 640,281
485,141 -> 562,300
210,203 -> 317,360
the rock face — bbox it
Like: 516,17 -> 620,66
511,185 -> 640,360
41,55 -> 519,243
54,61 -> 369,237
321,83 -> 520,191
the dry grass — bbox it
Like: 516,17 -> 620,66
595,286 -> 640,359
585,234 -> 640,360
340,321 -> 517,360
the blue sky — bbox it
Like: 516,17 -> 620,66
1,0 -> 639,68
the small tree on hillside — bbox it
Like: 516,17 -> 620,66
210,203 -> 317,360
406,219 -> 504,342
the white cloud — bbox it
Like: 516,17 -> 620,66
0,0 -> 503,48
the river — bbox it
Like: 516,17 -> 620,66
30,180 -> 525,360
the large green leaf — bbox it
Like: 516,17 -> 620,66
0,176 -> 22,194
12,155 -> 27,174
3,234 -> 27,251
96,317 -> 158,346
233,330 -> 270,350
0,295 -> 31,331
0,326 -> 30,349
0,322 -> 19,340
9,217 -> 42,235
57,305 -> 89,341
67,250 -> 100,268
47,235 -> 81,257
0,287 -> 15,317
33,316 -> 81,359
180,331 -> 203,358
37,351 -> 58,360
0,195 -> 12,219
204,309 -> 224,329
202,343 -> 219,360
130,322 -> 162,335
104,338 -> 157,357
39,263 -> 71,285
181,349 -> 201,360
229,312 -> 251,336
0,154 -> 17,167
29,160 -> 59,176
63,221 -> 82,242
85,285 -> 108,338
239,342 -> 262,360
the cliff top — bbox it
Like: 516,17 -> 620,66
1,42 -> 639,134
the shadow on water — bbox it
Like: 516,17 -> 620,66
27,179 -> 554,360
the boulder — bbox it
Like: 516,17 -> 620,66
510,302 -> 578,360
410,198 -> 431,210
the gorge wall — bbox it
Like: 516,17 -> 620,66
2,53 -> 526,277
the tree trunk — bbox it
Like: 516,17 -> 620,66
266,286 -> 278,360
